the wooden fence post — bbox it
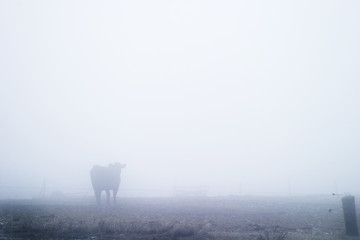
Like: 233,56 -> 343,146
342,195 -> 359,236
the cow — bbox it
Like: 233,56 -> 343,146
90,162 -> 126,205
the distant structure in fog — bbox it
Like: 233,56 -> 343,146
38,180 -> 46,199
173,186 -> 208,197
90,162 -> 126,205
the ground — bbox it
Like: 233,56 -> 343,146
0,195 -> 358,240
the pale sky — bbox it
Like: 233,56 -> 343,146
0,0 -> 359,198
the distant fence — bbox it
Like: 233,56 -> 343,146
0,185 -> 178,199
0,185 -> 309,200
0,185 -> 211,199
0,185 -> 93,199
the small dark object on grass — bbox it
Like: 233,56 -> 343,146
248,223 -> 265,231
171,223 -> 195,238
257,226 -> 287,240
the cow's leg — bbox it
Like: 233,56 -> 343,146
94,189 -> 101,205
113,189 -> 118,205
105,190 -> 110,205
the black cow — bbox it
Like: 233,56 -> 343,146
90,162 -> 126,205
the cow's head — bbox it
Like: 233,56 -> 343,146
109,162 -> 126,169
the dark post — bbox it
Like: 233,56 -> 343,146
342,195 -> 359,236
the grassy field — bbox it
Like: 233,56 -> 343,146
0,195 -> 357,240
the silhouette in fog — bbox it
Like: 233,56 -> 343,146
90,162 -> 126,205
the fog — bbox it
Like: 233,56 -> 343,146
0,0 -> 359,199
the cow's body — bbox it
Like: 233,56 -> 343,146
90,163 -> 126,205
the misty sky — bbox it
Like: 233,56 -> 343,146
0,0 -> 359,198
